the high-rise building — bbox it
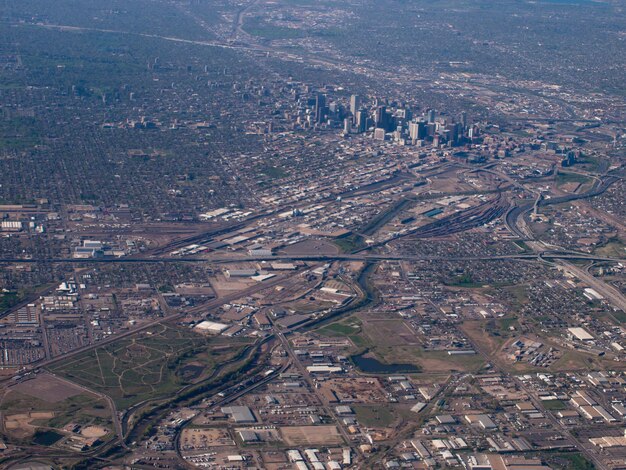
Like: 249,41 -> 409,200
427,109 -> 436,124
426,123 -> 436,137
445,124 -> 458,144
356,109 -> 368,133
374,105 -> 386,128
315,94 -> 326,123
343,118 -> 351,135
350,94 -> 360,118
409,121 -> 426,141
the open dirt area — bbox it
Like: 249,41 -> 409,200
175,283 -> 216,296
81,425 -> 108,438
363,319 -> 420,346
11,376 -> 82,403
5,411 -> 55,438
211,276 -> 256,296
318,377 -> 387,403
280,425 -> 344,446
181,428 -> 234,448
280,238 -> 340,256
460,320 -> 504,358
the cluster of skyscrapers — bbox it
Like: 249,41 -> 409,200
308,92 -> 477,147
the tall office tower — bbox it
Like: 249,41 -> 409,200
356,109 -> 368,133
350,94 -> 360,118
394,125 -> 404,142
427,109 -> 436,124
460,111 -> 467,130
315,93 -> 326,123
456,122 -> 464,142
408,120 -> 426,140
343,118 -> 351,135
445,124 -> 458,145
374,105 -> 386,128
426,122 -> 436,137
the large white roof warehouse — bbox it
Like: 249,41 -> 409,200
568,327 -> 594,341
194,320 -> 229,334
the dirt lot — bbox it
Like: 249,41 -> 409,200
11,376 -> 82,403
371,345 -> 484,374
81,425 -> 108,438
363,319 -> 420,347
280,238 -> 339,256
460,320 -> 504,359
175,283 -> 216,296
5,411 -> 55,438
318,377 -> 387,404
212,275 -> 256,296
181,428 -> 234,449
280,425 -> 344,446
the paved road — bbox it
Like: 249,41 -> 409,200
21,271 -> 292,373
274,330 -> 357,453
1,251 -> 624,264
461,318 -> 609,470
556,260 -> 626,313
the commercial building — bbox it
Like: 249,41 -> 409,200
221,406 -> 256,423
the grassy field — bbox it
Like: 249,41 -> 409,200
555,171 -> 592,187
352,404 -> 397,427
318,317 -> 484,373
542,400 -> 567,411
594,238 -> 625,258
49,324 -> 249,408
375,347 -> 484,373
243,19 -> 306,40
576,154 -> 607,173
261,165 -> 289,179
546,452 -> 595,470
612,310 -> 626,323
316,317 -> 369,348
0,291 -> 22,313
443,271 -> 485,288
333,234 -> 366,253
0,117 -> 42,151
498,317 -> 519,331
502,284 -> 530,309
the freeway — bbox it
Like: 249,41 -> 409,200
537,175 -> 620,208
1,251 -> 624,265
505,203 -> 532,238
554,259 -> 626,313
13,271 -> 293,375
505,173 -> 620,241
